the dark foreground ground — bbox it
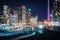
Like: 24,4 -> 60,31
20,29 -> 60,40
0,29 -> 60,40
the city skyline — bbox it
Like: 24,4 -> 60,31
0,0 -> 48,21
0,0 -> 60,40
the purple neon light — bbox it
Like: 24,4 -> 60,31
47,0 -> 50,21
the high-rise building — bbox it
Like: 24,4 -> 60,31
3,5 -> 9,24
3,5 -> 14,24
22,5 -> 27,26
52,0 -> 60,22
0,15 -> 5,24
3,5 -> 8,15
30,16 -> 38,26
9,14 -> 18,26
16,7 -> 22,22
21,5 -> 31,26
25,12 -> 31,25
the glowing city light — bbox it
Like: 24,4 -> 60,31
38,30 -> 43,33
28,8 -> 31,12
47,0 -> 50,21
39,25 -> 43,29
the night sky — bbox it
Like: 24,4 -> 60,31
0,0 -> 48,21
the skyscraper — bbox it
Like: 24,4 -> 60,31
52,0 -> 60,22
22,5 -> 27,26
3,5 -> 9,24
16,7 -> 22,22
22,5 -> 31,26
25,12 -> 31,25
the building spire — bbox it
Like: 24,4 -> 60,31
47,0 -> 50,21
